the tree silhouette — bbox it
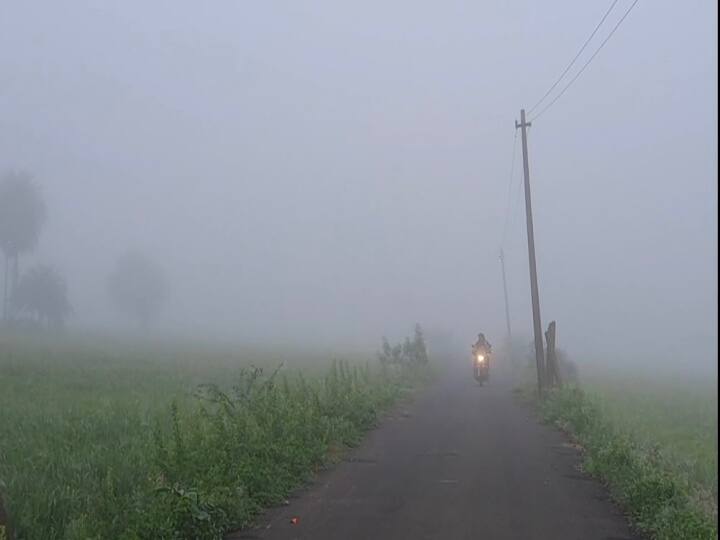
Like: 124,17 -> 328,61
413,323 -> 429,365
377,324 -> 429,366
0,171 -> 47,320
12,264 -> 71,330
107,251 -> 168,329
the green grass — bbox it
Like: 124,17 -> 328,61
539,374 -> 717,540
0,333 -> 429,539
583,374 -> 717,504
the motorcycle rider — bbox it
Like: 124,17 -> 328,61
472,333 -> 492,372
472,333 -> 492,356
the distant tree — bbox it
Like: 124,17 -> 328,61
378,336 -> 393,365
377,324 -> 430,367
377,336 -> 404,365
107,251 -> 168,329
0,171 -> 47,320
413,323 -> 429,365
12,264 -> 71,330
391,342 -> 403,364
402,337 -> 413,363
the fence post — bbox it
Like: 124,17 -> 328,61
545,321 -> 560,387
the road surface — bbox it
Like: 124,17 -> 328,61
231,365 -> 637,540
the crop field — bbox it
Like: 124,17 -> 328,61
583,373 -> 717,502
540,368 -> 718,539
0,333 -> 427,539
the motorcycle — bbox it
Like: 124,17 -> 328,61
472,349 -> 490,385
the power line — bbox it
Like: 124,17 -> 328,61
508,154 -> 525,240
501,130 -> 519,248
500,166 -> 525,253
530,0 -> 641,122
527,0 -> 620,115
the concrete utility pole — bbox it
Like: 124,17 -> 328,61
499,249 -> 512,344
516,109 -> 546,395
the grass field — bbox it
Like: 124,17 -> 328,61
0,333 -> 428,539
538,368 -> 717,540
583,373 -> 717,502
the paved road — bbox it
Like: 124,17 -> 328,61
231,366 -> 637,540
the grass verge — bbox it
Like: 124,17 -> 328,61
540,384 -> 717,540
0,335 -> 430,539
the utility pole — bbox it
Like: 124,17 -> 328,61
499,248 -> 512,344
516,109 -> 546,395
2,256 -> 8,321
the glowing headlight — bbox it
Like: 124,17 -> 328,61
476,354 -> 485,362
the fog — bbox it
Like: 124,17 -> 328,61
1,1 -> 716,373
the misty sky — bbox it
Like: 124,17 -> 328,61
0,1 -> 716,371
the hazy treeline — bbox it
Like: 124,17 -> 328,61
0,170 -> 168,331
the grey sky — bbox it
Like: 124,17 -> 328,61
1,1 -> 716,371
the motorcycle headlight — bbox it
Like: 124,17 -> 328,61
476,354 -> 484,362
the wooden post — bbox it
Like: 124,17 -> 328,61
545,321 -> 560,387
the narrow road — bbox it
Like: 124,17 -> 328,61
231,366 -> 637,540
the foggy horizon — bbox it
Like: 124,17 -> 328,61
1,1 -> 716,373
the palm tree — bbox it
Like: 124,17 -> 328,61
12,264 -> 71,330
107,251 -> 168,330
0,171 -> 47,321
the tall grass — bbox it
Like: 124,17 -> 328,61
0,335 -> 427,539
540,380 -> 717,540
583,374 -> 717,505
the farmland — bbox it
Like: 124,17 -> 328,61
584,372 -> 717,502
540,367 -> 717,539
0,333 -> 428,539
